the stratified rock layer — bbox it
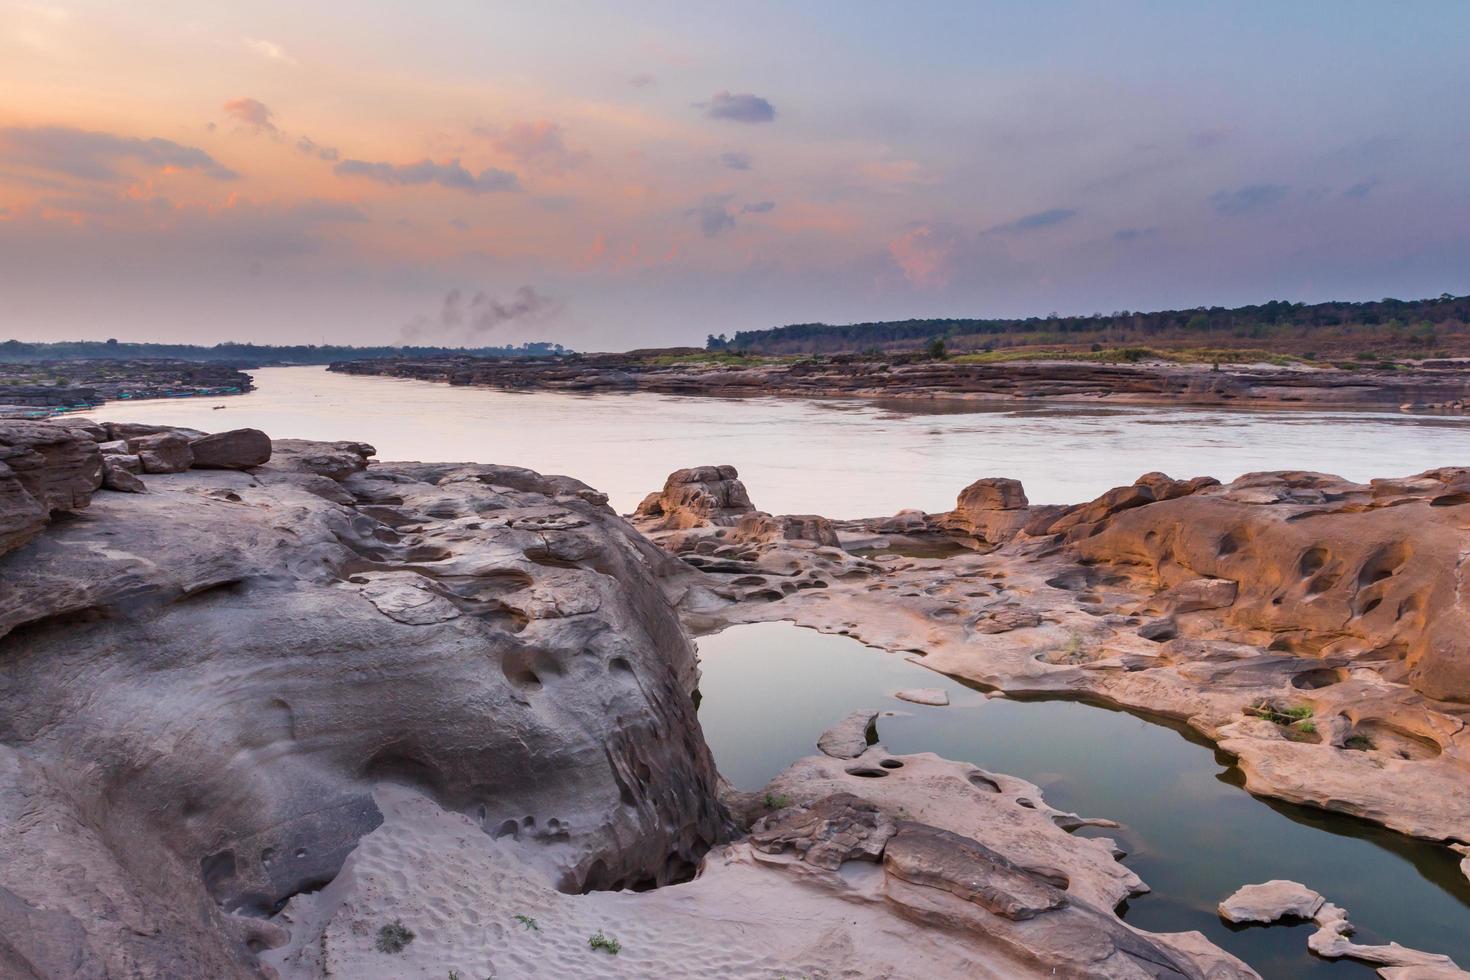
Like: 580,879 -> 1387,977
0,420 -> 102,557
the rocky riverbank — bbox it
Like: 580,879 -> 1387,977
329,351 -> 1470,412
635,463 -> 1470,850
1,419 -> 1276,979
0,359 -> 252,418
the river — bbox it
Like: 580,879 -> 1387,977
102,365 -> 1470,516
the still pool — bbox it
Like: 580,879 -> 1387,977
695,621 -> 1470,980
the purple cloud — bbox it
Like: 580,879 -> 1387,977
1209,183 -> 1289,215
703,91 -> 776,123
741,200 -> 775,214
689,194 -> 737,237
988,207 -> 1078,234
334,157 -> 519,194
720,150 -> 753,170
0,126 -> 238,182
222,97 -> 276,132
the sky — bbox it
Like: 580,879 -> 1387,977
1,1 -> 1468,351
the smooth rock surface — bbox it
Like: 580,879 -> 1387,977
0,433 -> 728,977
817,709 -> 879,759
188,428 -> 272,469
894,687 -> 950,706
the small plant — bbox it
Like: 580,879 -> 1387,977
1345,733 -> 1376,751
763,792 -> 792,809
375,919 -> 415,954
1297,719 -> 1317,735
513,913 -> 539,932
588,930 -> 621,955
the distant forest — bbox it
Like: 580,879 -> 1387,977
707,293 -> 1470,357
0,339 -> 568,366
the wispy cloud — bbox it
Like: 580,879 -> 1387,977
741,200 -> 775,214
1342,176 -> 1380,199
1113,227 -> 1156,242
702,91 -> 776,123
690,193 -> 737,237
720,150 -> 753,170
245,38 -> 295,64
334,157 -> 519,194
0,126 -> 238,182
401,286 -> 561,341
296,136 -> 338,161
987,207 -> 1078,234
477,120 -> 587,174
1208,183 -> 1289,215
222,97 -> 276,132
628,73 -> 657,88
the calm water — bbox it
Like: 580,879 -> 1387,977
108,366 -> 1470,976
100,365 -> 1470,516
696,623 -> 1469,980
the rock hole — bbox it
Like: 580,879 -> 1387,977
845,767 -> 889,779
967,772 -> 1001,792
879,759 -> 904,769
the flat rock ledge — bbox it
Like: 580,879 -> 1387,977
1219,880 -> 1468,978
894,687 -> 949,706
816,709 -> 879,759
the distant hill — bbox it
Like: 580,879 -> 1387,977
0,339 -> 569,366
708,293 -> 1470,358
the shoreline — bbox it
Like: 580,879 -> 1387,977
329,352 -> 1470,414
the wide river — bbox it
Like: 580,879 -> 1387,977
104,365 -> 1470,515
105,364 -> 1470,978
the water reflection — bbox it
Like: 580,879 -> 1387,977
695,622 -> 1469,980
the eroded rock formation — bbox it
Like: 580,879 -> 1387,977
643,464 -> 1470,842
0,423 -> 726,977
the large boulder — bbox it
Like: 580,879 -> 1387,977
0,441 -> 728,976
188,429 -> 272,470
943,477 -> 1031,544
635,465 -> 756,529
127,431 -> 193,473
0,420 -> 102,558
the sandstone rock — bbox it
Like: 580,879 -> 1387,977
1218,879 -> 1324,923
749,793 -> 895,869
97,438 -> 129,455
1222,880 -> 1467,976
101,457 -> 146,493
0,443 -> 728,975
817,709 -> 878,759
884,821 -> 1068,920
733,512 -> 839,547
1163,577 -> 1239,613
188,428 -> 272,469
973,607 -> 1042,634
128,431 -> 193,473
54,417 -> 108,442
957,477 -> 1029,511
943,476 -> 1031,544
265,438 -> 375,480
635,465 -> 755,529
0,420 -> 102,558
894,688 -> 949,706
105,421 -> 204,441
1075,467 -> 1470,701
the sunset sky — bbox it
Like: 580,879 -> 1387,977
2,1 -> 1468,349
